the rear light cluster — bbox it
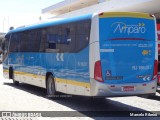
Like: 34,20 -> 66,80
158,75 -> 160,85
94,60 -> 104,82
152,60 -> 158,80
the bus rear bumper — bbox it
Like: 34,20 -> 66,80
90,79 -> 157,97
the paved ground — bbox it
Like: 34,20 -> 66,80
0,65 -> 160,120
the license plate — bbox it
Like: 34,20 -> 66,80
122,86 -> 135,92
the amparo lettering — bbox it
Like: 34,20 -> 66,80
112,22 -> 146,35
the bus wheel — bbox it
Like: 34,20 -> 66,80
13,79 -> 19,86
9,68 -> 19,86
47,75 -> 57,97
12,72 -> 19,86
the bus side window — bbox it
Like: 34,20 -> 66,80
76,20 -> 91,52
59,23 -> 76,53
46,26 -> 61,52
45,21 -> 90,53
34,30 -> 41,52
9,34 -> 20,52
28,31 -> 34,52
3,34 -> 10,61
40,29 -> 47,52
20,32 -> 29,52
26,30 -> 41,52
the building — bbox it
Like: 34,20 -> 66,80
42,0 -> 160,18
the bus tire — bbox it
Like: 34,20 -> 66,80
13,79 -> 19,86
47,75 -> 57,97
12,72 -> 19,86
9,67 -> 19,86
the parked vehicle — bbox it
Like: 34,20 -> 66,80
2,12 -> 157,98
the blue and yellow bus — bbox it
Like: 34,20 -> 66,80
2,12 -> 158,97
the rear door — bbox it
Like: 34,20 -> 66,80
99,13 -> 156,84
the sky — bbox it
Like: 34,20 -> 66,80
0,0 -> 63,33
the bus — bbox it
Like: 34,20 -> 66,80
2,12 -> 157,98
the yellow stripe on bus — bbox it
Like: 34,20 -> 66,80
99,12 -> 154,20
8,70 -> 90,88
15,71 -> 34,77
3,69 -> 9,72
55,78 -> 90,88
14,71 -> 42,78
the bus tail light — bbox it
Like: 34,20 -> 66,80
94,60 -> 103,82
158,75 -> 160,85
152,60 -> 158,80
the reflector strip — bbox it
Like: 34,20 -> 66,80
100,49 -> 114,52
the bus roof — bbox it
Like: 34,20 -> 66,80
6,14 -> 93,35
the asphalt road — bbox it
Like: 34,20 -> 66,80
0,64 -> 160,120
